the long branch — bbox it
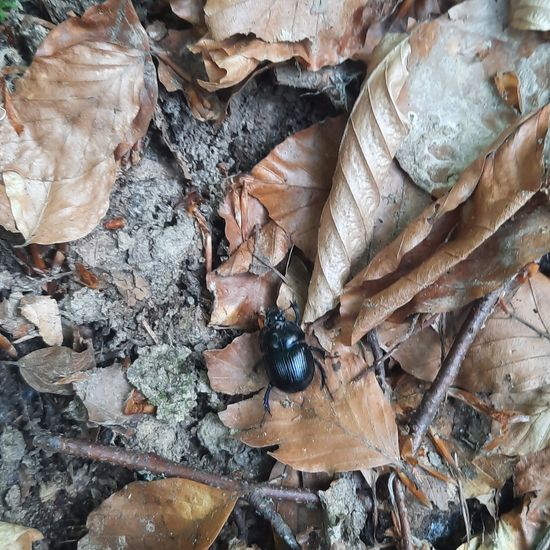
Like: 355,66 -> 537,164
33,434 -> 320,505
409,281 -> 513,454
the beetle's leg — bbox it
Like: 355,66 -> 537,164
290,301 -> 301,324
315,358 -> 334,401
310,346 -> 327,358
263,383 -> 273,415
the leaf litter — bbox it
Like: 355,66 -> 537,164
2,0 -> 550,547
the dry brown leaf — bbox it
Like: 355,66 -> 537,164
277,252 -> 310,316
218,176 -> 268,254
75,262 -> 100,289
123,388 -> 157,415
204,331 -> 267,395
19,295 -> 62,346
494,71 -> 522,112
304,37 -> 411,323
149,26 -> 224,122
18,345 -> 95,395
350,105 -> 550,343
510,0 -> 550,30
74,364 -> 134,425
83,478 -> 237,550
214,336 -> 399,473
515,446 -> 550,497
0,522 -> 43,550
216,220 -> 292,277
169,0 -> 206,28
247,116 -> 346,262
0,0 -> 157,244
207,271 -> 280,330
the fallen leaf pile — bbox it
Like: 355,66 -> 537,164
2,0 -> 550,547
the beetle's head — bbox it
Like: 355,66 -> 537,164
264,307 -> 287,328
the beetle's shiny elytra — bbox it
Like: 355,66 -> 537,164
260,303 -> 326,414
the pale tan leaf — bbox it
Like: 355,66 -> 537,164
351,106 -> 550,343
0,0 -> 157,244
304,37 -> 411,323
204,331 -> 267,395
83,478 -> 237,550
0,522 -> 43,550
457,274 -> 550,394
19,295 -> 62,346
247,116 -> 346,262
18,346 -> 95,395
217,340 -> 399,473
277,253 -> 310,316
74,364 -> 133,425
207,271 -> 279,330
510,0 -> 550,30
495,72 -> 522,112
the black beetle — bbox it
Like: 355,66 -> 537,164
260,303 -> 327,413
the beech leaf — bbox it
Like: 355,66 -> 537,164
247,116 -> 346,262
304,37 -> 411,323
0,522 -> 43,550
212,335 -> 399,473
82,478 -> 237,550
18,346 -> 95,395
514,446 -> 550,498
350,105 -> 550,343
510,0 -> 550,30
19,295 -> 63,346
0,0 -> 157,244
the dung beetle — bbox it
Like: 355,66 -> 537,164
260,302 -> 327,413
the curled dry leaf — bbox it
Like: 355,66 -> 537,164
210,334 -> 399,472
149,25 -> 224,122
0,522 -> 43,550
83,478 -> 237,550
123,388 -> 156,415
74,364 -> 133,425
277,252 -> 310,316
18,345 -> 95,395
247,116 -> 346,262
350,105 -> 550,343
510,0 -> 550,30
0,0 -> 157,244
207,271 -> 280,330
494,72 -> 522,112
19,295 -> 62,346
304,38 -> 411,323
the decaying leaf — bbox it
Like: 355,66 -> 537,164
18,345 -> 95,395
189,0 -> 396,90
123,389 -> 157,415
304,37 -> 411,323
213,335 -> 399,473
350,105 -> 550,343
74,364 -> 134,425
82,478 -> 237,550
515,446 -> 550,498
0,522 -> 43,550
76,262 -> 100,289
0,0 -> 157,244
510,0 -> 550,30
247,116 -> 346,262
19,295 -> 62,346
148,25 -> 224,122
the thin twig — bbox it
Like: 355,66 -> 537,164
247,491 -> 300,550
366,329 -> 391,395
33,434 -> 320,505
393,476 -> 414,550
410,281 -> 514,454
